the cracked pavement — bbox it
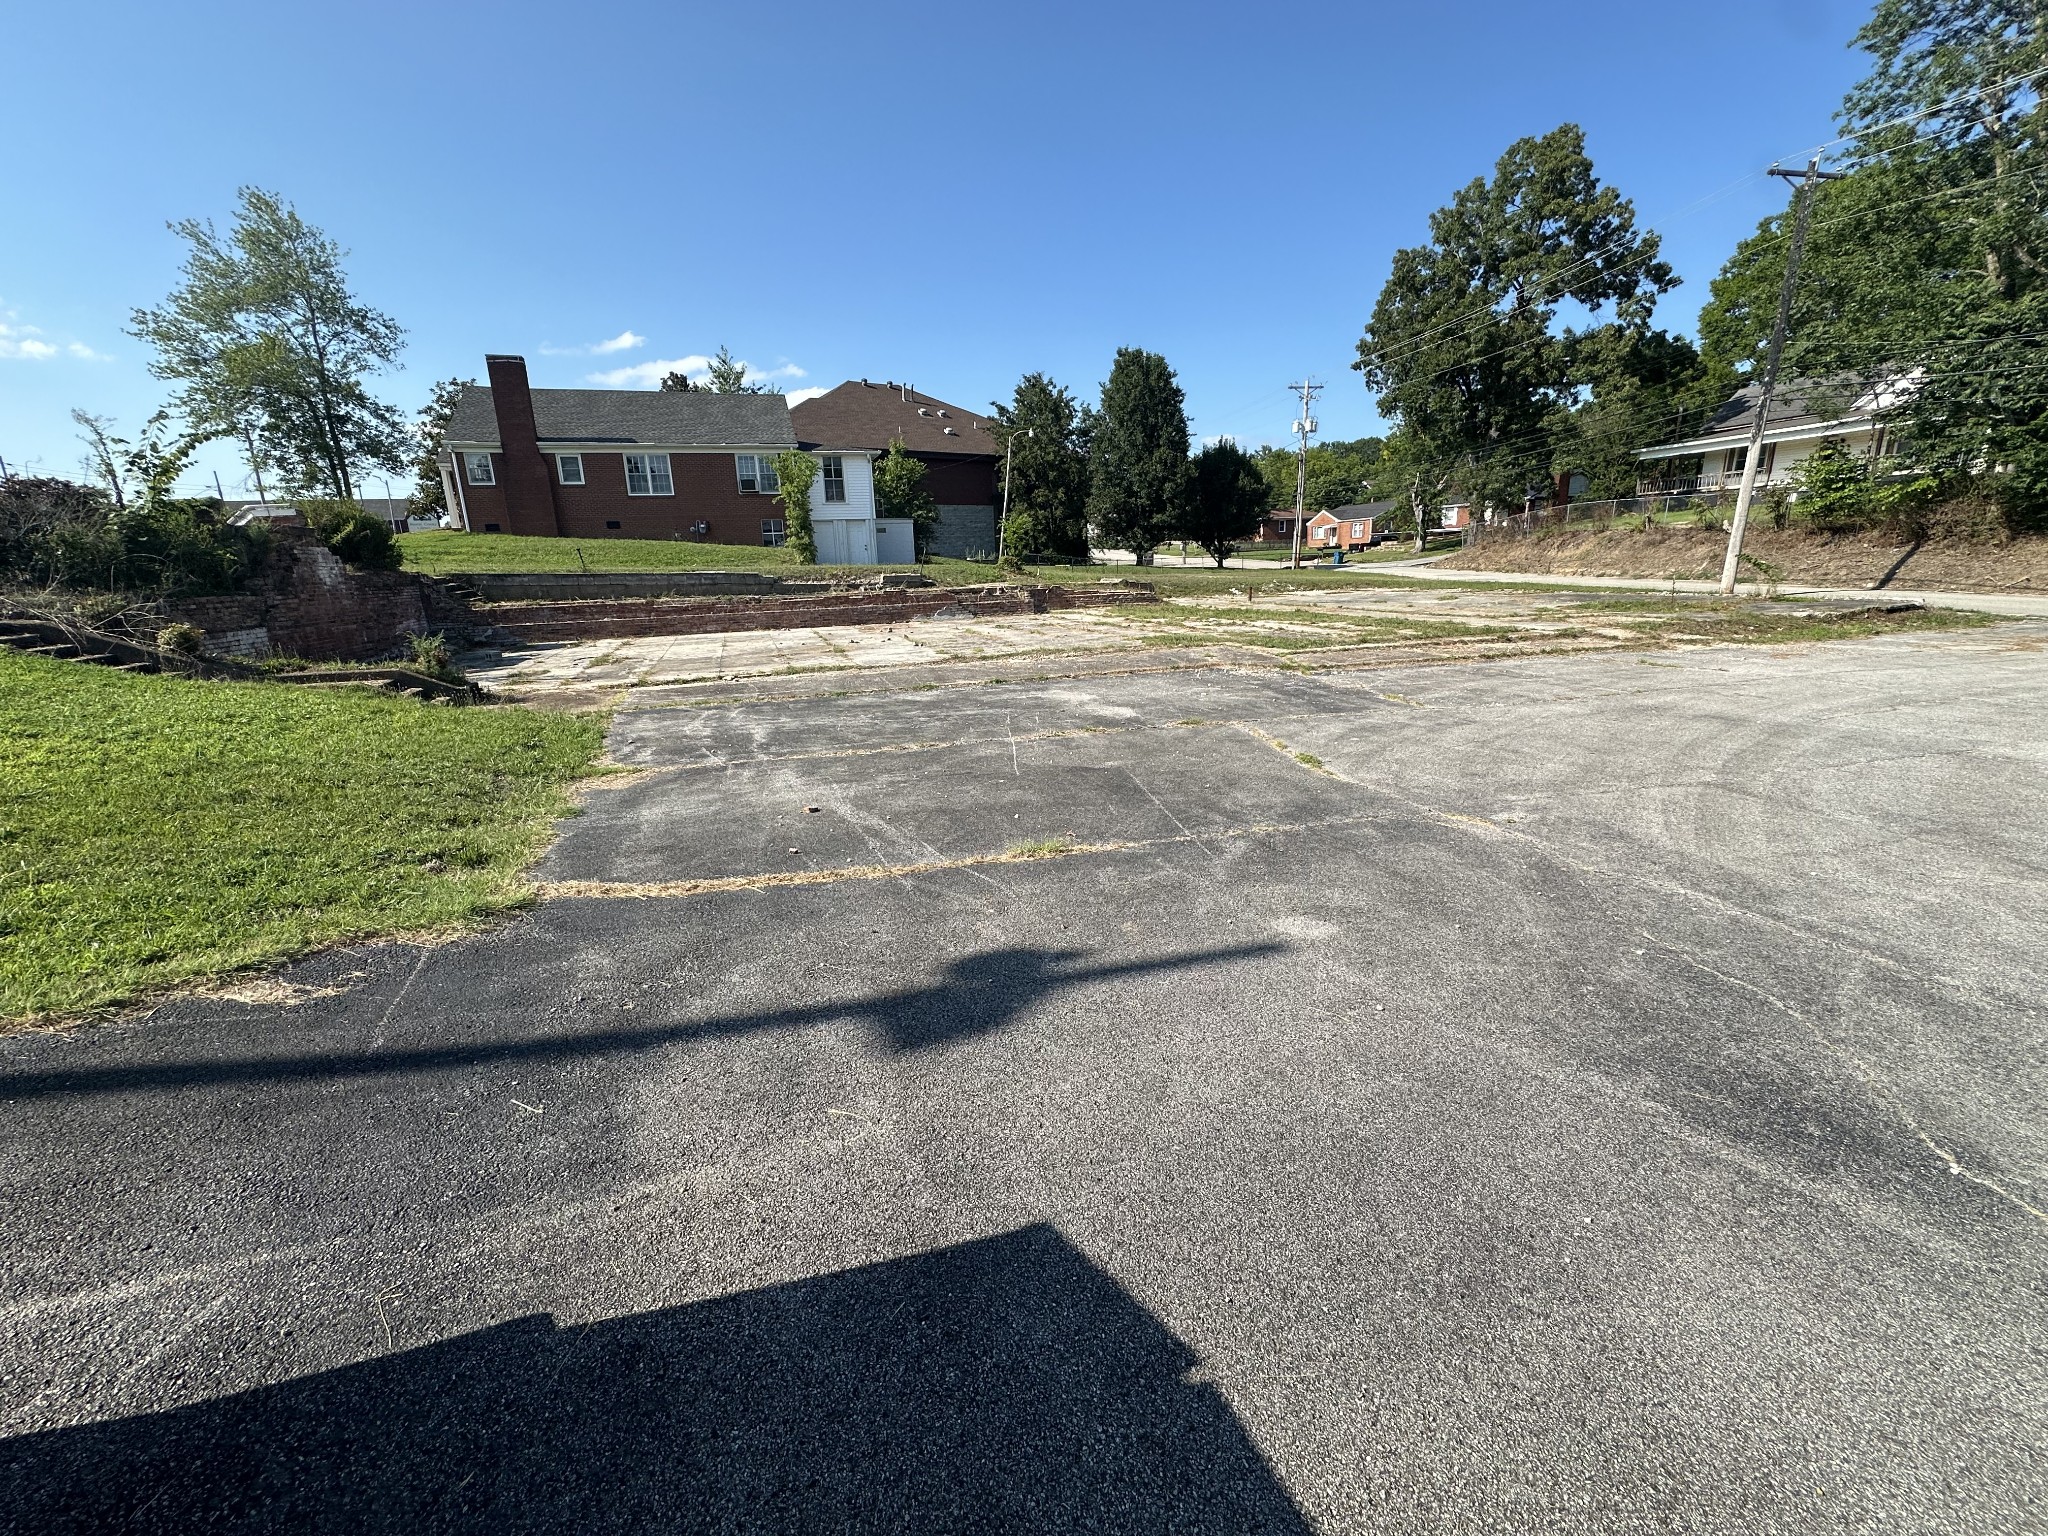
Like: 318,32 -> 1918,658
3,623 -> 2045,1532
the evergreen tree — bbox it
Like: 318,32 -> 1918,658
989,372 -> 1092,558
1087,349 -> 1191,564
1181,440 -> 1270,565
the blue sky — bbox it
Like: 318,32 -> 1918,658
3,0 -> 1875,496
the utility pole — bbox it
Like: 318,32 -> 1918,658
1287,379 -> 1321,568
998,426 -> 1033,566
1719,158 -> 1843,595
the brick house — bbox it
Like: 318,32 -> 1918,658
438,356 -> 910,563
1306,501 -> 1397,551
790,382 -> 1002,559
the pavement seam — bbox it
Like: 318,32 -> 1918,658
529,815 -> 1393,900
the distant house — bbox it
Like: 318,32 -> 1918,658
226,498 -> 422,531
1306,501 -> 1397,551
1251,511 -> 1300,544
435,356 -> 908,563
1438,501 -> 1474,532
791,382 -> 1001,559
1636,376 -> 1908,494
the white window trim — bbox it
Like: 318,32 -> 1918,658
464,452 -> 495,486
556,453 -> 585,485
624,452 -> 674,497
821,455 -> 846,504
735,453 -> 781,495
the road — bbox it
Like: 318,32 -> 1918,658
3,624 -> 2045,1532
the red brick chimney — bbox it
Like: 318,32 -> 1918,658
485,354 -> 561,537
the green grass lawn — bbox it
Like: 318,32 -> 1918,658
0,652 -> 605,1023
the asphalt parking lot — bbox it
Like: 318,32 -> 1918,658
3,623 -> 2045,1532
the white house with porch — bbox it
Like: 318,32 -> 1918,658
1636,375 -> 1913,493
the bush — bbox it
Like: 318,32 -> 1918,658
300,499 -> 399,570
156,622 -> 204,656
0,478 -> 264,593
1790,440 -> 1873,533
407,630 -> 458,679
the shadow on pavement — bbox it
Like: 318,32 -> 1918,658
0,943 -> 1285,1100
0,1224 -> 1310,1535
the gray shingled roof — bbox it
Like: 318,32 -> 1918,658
443,386 -> 797,449
1639,374 -> 1905,458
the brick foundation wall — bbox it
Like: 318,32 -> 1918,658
165,529 -> 428,662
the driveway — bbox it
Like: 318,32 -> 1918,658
3,625 -> 2045,1532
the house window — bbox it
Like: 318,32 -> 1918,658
464,452 -> 495,485
556,454 -> 584,485
605,520 -> 621,529
624,453 -> 673,496
761,519 -> 786,547
1350,521 -> 1365,538
1724,446 -> 1748,478
736,454 -> 781,494
483,522 -> 501,532
821,455 -> 846,503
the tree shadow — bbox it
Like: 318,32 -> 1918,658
0,1224 -> 1311,1535
0,943 -> 1286,1100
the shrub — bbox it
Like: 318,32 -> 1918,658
0,478 -> 264,593
407,630 -> 458,679
300,499 -> 399,570
1790,440 -> 1873,533
156,622 -> 204,655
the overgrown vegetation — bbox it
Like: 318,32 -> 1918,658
873,436 -> 940,557
770,449 -> 820,563
0,650 -> 604,1022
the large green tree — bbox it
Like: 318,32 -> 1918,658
1181,440 -> 1271,565
1697,0 -> 2048,518
989,372 -> 1093,559
1087,349 -> 1191,563
1355,125 -> 1682,510
129,187 -> 409,500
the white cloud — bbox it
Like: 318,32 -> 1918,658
0,306 -> 103,361
67,340 -> 109,361
585,354 -> 808,390
541,329 -> 647,356
785,385 -> 829,406
587,353 -> 714,388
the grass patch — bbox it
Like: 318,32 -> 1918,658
1005,837 -> 1078,858
1294,752 -> 1325,769
0,652 -> 606,1024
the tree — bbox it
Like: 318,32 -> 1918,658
129,187 -> 409,500
989,373 -> 1093,559
1087,349 -> 1191,564
1696,0 -> 2048,522
1181,440 -> 1270,565
408,378 -> 474,519
771,449 -> 819,563
1253,437 -> 1389,516
873,436 -> 939,558
1355,125 -> 1676,511
71,410 -> 128,508
1369,430 -> 1455,553
706,344 -> 780,395
659,371 -> 698,392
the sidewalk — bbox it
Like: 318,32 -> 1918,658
1357,556 -> 2048,619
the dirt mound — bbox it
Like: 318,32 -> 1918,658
1438,526 -> 2048,593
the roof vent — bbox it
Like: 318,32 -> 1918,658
936,409 -> 950,418
917,407 -> 933,416
943,426 -> 958,435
